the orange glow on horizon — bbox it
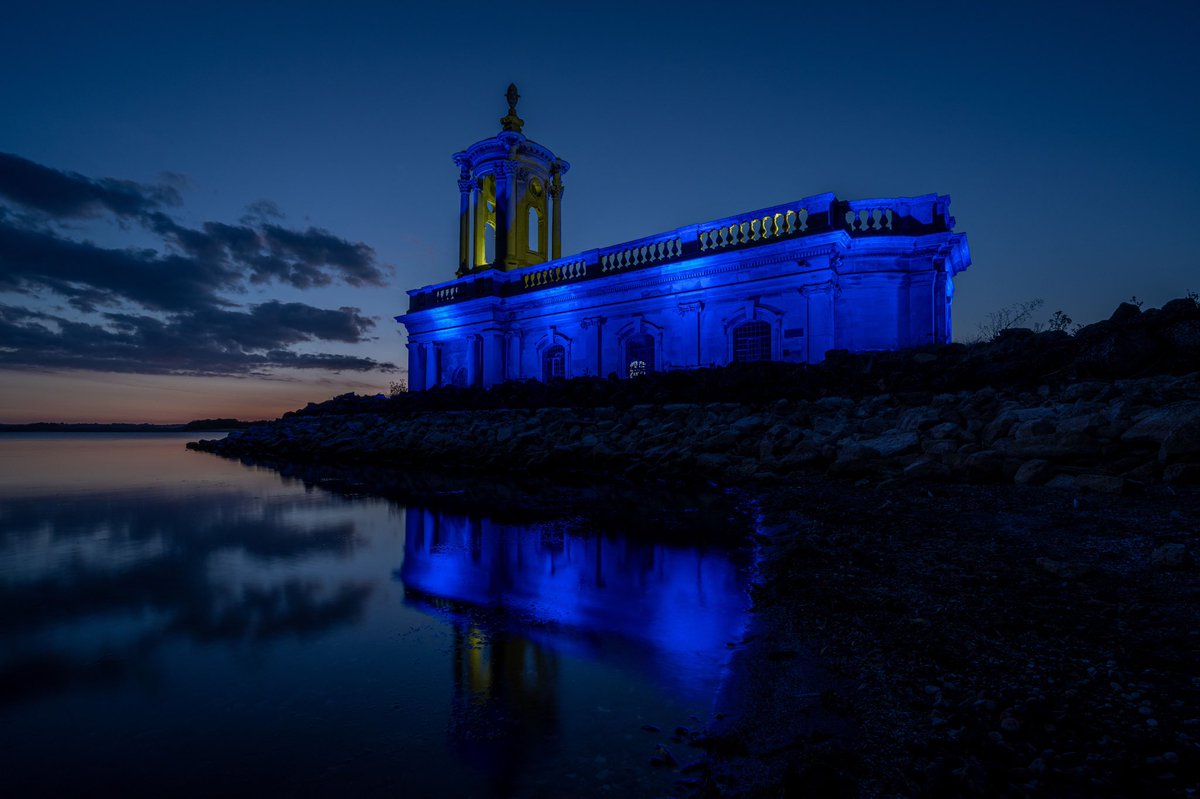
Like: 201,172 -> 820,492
0,369 -> 390,424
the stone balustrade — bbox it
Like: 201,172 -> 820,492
522,258 -> 587,288
599,235 -> 683,273
407,193 -> 955,311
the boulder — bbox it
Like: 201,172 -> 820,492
856,431 -> 920,458
1013,459 -> 1056,486
1163,463 -> 1200,485
903,458 -> 952,482
963,449 -> 1006,482
1121,402 -> 1200,444
1159,420 -> 1200,464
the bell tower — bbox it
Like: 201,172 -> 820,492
453,84 -> 569,276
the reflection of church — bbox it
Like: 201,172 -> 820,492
398,84 -> 972,390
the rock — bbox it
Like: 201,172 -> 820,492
1122,460 -> 1159,484
1073,474 -> 1127,495
653,744 -> 678,768
1014,418 -> 1057,438
1149,544 -> 1191,570
898,408 -> 940,432
963,449 -> 1006,482
1056,413 -> 1105,436
1062,381 -> 1108,402
927,422 -> 962,440
695,454 -> 732,472
1166,320 -> 1200,353
1163,463 -> 1200,484
1045,475 -> 1077,490
856,431 -> 919,458
1121,402 -> 1200,444
1013,459 -> 1056,486
903,458 -> 951,481
921,440 -> 958,456
731,414 -> 769,432
1159,420 -> 1200,464
836,443 -> 880,463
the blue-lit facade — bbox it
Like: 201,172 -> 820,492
398,88 -> 972,390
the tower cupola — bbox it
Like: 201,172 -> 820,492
452,84 -> 569,275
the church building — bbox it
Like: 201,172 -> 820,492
398,85 -> 971,390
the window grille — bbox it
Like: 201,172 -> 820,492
542,345 -> 565,381
732,320 -> 771,363
625,334 -> 655,377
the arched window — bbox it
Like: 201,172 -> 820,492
483,206 -> 495,264
528,206 -> 541,253
542,345 -> 565,381
625,333 -> 654,378
732,320 -> 772,363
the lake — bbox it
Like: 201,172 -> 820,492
0,434 -> 753,797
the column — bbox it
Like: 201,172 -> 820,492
465,335 -> 479,387
481,330 -> 505,387
457,178 -> 473,275
582,317 -> 604,376
425,343 -> 441,388
501,160 -> 518,269
406,342 -> 425,392
472,180 -> 487,267
508,330 -> 524,380
549,174 -> 563,260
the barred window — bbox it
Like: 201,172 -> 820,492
732,320 -> 771,363
625,333 -> 655,378
542,345 -> 565,381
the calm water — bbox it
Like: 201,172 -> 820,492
0,434 -> 752,797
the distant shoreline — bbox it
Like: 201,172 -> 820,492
0,420 -> 262,433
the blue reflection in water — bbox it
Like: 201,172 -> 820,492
399,508 -> 749,692
396,507 -> 751,797
0,435 -> 754,798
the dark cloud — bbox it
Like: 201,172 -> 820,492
0,152 -> 180,219
148,215 -> 388,290
0,302 -> 395,376
0,215 -> 238,313
0,153 -> 396,377
240,199 -> 283,225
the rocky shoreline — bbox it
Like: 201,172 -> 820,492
187,299 -> 1200,797
189,368 -> 1200,494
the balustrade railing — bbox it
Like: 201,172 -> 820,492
407,193 -> 953,312
522,258 -> 587,288
697,207 -> 811,251
844,205 -> 893,232
600,235 -> 682,273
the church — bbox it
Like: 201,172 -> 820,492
398,86 -> 971,391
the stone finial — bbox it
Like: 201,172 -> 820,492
500,82 -> 525,133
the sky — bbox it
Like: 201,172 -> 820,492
1,0 -> 1197,423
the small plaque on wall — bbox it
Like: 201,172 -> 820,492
783,328 -> 805,338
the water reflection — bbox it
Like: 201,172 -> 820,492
399,509 -> 749,693
439,614 -> 561,797
0,488 -> 372,708
0,436 -> 755,798
397,507 -> 751,795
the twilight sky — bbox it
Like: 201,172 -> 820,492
1,1 -> 1197,423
